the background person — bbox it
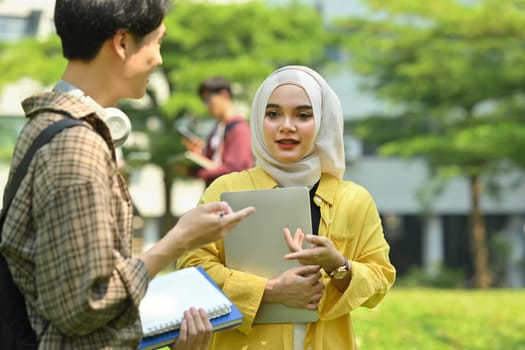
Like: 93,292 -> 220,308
181,76 -> 253,186
0,1 -> 254,349
177,65 -> 396,350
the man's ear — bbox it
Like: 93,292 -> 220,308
111,29 -> 132,59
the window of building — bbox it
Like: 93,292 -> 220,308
0,10 -> 42,42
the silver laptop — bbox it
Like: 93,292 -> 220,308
221,187 -> 319,324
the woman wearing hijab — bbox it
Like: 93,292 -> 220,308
177,66 -> 396,350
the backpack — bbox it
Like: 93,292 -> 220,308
0,117 -> 84,349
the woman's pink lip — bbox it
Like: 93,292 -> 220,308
276,138 -> 299,143
276,139 -> 299,149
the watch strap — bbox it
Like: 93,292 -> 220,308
328,259 -> 349,278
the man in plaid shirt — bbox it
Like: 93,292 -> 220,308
0,0 -> 254,349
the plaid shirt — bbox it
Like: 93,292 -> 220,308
0,92 -> 149,349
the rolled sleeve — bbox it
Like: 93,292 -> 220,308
318,185 -> 396,321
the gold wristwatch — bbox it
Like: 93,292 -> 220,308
328,259 -> 350,280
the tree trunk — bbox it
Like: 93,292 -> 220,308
162,167 -> 176,237
469,174 -> 491,288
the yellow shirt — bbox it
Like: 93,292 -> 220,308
177,167 -> 396,350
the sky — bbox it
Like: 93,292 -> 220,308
0,0 -> 54,9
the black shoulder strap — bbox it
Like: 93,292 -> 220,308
0,118 -> 84,240
224,120 -> 242,135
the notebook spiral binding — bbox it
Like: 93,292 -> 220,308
145,303 -> 231,336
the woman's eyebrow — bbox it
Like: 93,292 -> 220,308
296,104 -> 313,110
265,103 -> 313,109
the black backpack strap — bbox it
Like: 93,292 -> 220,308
224,120 -> 242,135
0,117 -> 85,238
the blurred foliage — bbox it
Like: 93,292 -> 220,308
353,288 -> 525,349
335,0 -> 525,288
0,117 -> 25,162
160,0 -> 334,119
396,265 -> 466,288
0,35 -> 65,91
336,0 -> 525,173
489,232 -> 513,287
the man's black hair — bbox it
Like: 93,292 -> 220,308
54,0 -> 170,61
198,76 -> 233,99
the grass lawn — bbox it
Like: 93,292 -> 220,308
352,288 -> 525,350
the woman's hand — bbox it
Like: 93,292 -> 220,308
170,307 -> 212,350
263,265 -> 324,309
283,228 -> 345,273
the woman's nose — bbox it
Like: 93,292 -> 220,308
279,117 -> 296,132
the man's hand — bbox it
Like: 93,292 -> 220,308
172,202 -> 255,252
181,136 -> 205,154
141,202 -> 255,279
170,308 -> 212,350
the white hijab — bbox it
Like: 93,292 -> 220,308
250,65 -> 345,188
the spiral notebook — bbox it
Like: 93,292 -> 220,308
138,266 -> 243,350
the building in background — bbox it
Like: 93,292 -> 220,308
1,0 -> 524,286
0,0 -> 54,42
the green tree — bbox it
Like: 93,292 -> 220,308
0,36 -> 65,91
0,37 -> 66,163
336,0 -> 525,288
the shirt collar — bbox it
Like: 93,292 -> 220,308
249,167 -> 280,189
22,91 -> 98,121
314,173 -> 339,206
249,166 -> 339,206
